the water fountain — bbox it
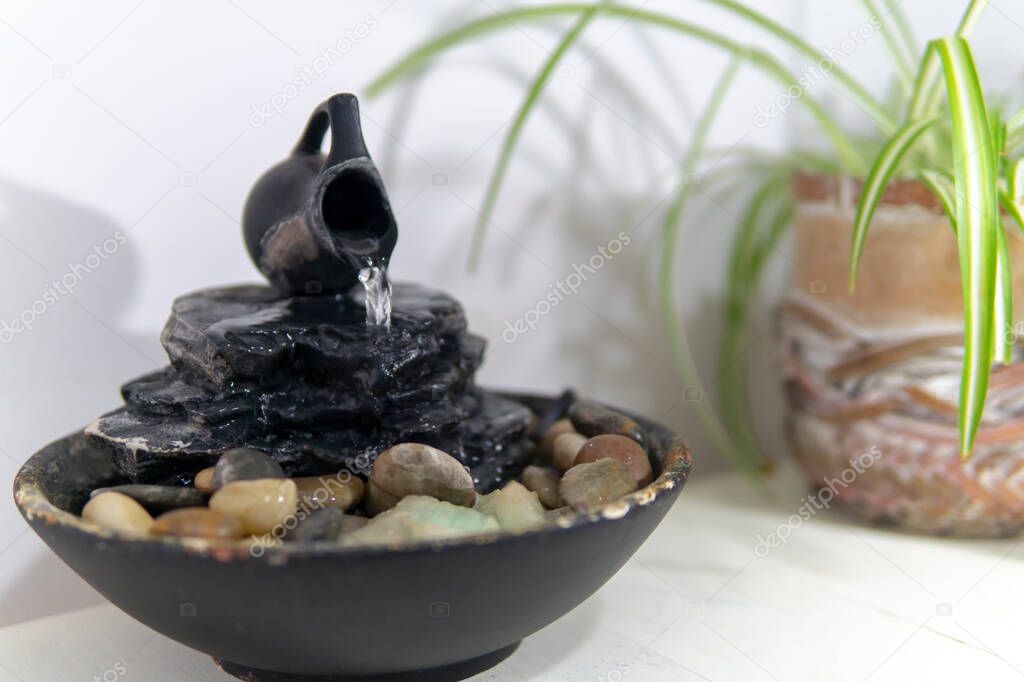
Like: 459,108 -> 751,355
14,93 -> 693,681
87,94 -> 533,492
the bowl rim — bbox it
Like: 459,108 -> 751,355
14,394 -> 693,561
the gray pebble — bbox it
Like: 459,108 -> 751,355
211,448 -> 284,490
286,508 -> 345,543
90,484 -> 208,514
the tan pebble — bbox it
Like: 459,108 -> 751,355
559,459 -> 638,511
294,473 -> 364,512
536,418 -> 576,459
552,432 -> 588,472
210,479 -> 298,535
521,465 -> 562,508
366,443 -> 475,515
194,467 -> 216,493
151,508 -> 243,540
575,434 -> 653,486
82,492 -> 153,535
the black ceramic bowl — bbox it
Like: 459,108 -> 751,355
14,394 -> 692,681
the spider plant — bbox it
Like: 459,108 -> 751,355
368,0 -> 1023,476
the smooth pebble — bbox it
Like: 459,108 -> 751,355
286,508 -> 344,543
521,465 -> 562,509
552,432 -> 588,472
536,418 -> 576,459
574,434 -> 653,486
211,448 -> 284,490
210,479 -> 298,535
569,401 -> 646,447
294,473 -> 364,512
366,443 -> 475,514
81,492 -> 153,535
151,508 -> 244,540
559,459 -> 638,511
194,467 -> 216,493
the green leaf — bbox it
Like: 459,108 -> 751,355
467,3 -> 606,269
917,169 -> 957,229
658,56 -> 767,477
367,4 -> 866,174
994,219 -> 1013,363
1011,157 -> 1024,200
848,116 -> 940,290
887,0 -> 922,65
719,169 -> 792,462
700,0 -> 895,132
935,36 -> 1001,457
998,188 -> 1024,234
907,0 -> 988,121
861,0 -> 915,93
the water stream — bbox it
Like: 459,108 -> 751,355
358,264 -> 392,329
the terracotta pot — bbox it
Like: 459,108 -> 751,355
781,173 -> 1024,537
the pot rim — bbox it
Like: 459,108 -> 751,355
792,171 -> 949,213
13,393 -> 693,562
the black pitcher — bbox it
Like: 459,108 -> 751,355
242,94 -> 398,295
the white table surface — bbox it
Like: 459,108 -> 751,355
2,470 -> 1022,682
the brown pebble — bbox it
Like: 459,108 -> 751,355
294,473 -> 365,512
559,459 -> 638,511
552,432 -> 588,472
366,443 -> 475,515
194,467 -> 216,493
82,492 -> 153,535
521,465 -> 562,508
575,434 -> 653,486
536,418 -> 576,459
151,508 -> 244,540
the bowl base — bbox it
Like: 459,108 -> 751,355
215,642 -> 521,682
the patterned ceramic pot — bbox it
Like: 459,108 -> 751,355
781,173 -> 1024,537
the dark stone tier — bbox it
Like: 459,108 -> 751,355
87,283 -> 533,491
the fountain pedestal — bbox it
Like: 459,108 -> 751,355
88,282 -> 532,491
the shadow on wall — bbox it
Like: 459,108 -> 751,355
0,177 -> 161,627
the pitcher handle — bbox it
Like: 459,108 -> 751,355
292,93 -> 369,167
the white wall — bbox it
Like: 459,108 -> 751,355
0,0 -> 1014,625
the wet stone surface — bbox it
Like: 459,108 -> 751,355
89,484 -> 208,514
211,448 -> 285,490
87,282 -> 532,491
